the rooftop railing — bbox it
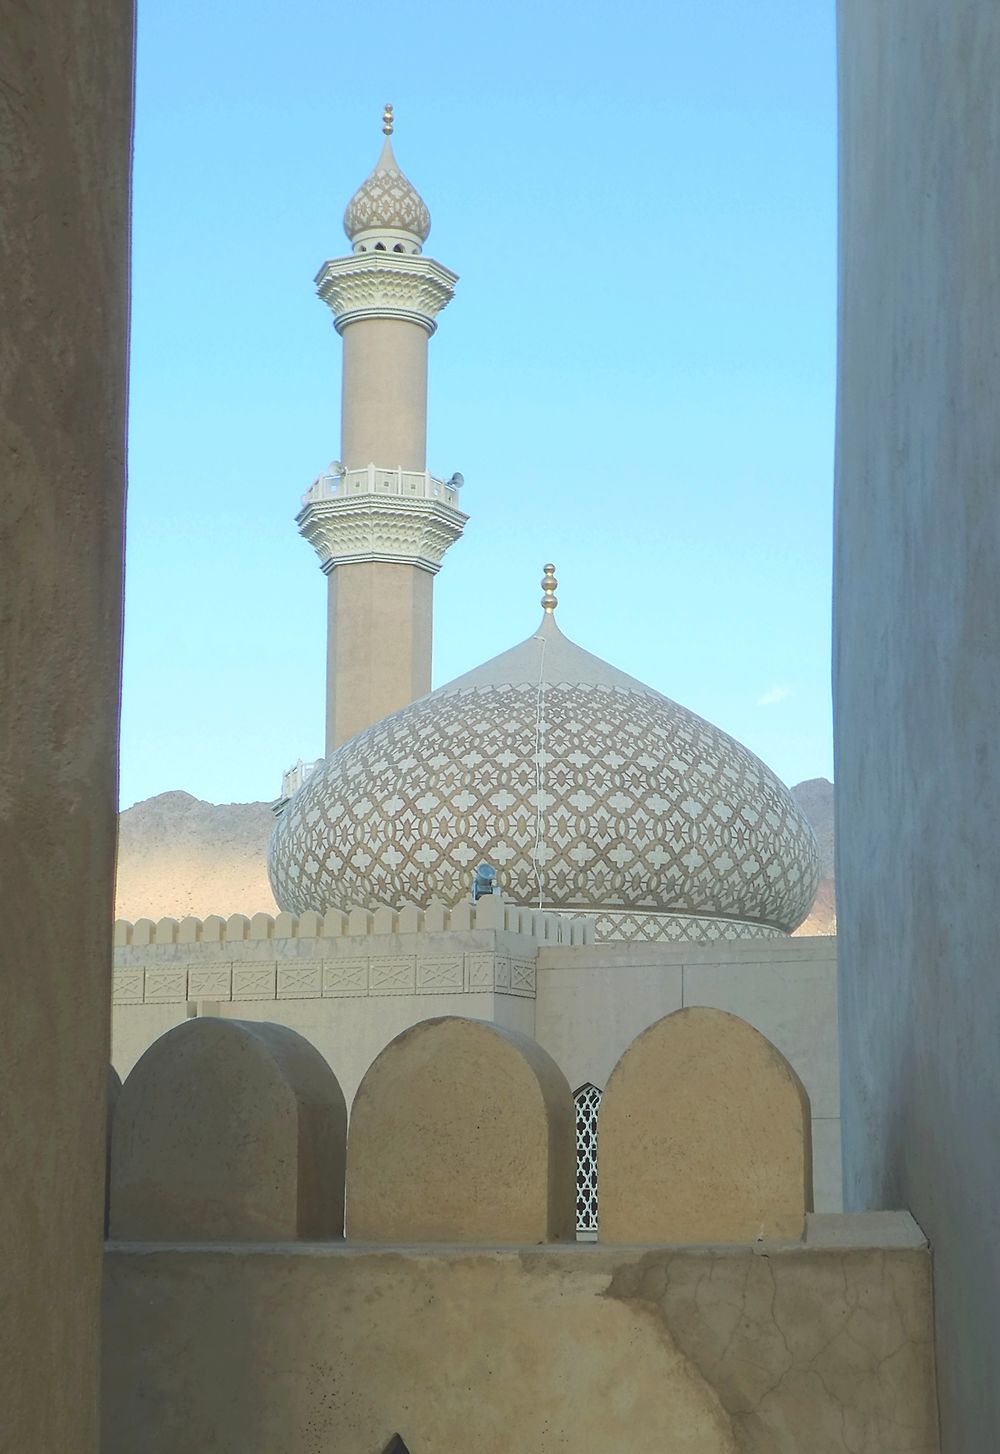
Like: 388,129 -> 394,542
301,465 -> 462,509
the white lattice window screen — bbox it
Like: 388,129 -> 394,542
574,1083 -> 603,1235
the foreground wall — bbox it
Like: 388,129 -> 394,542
103,1218 -> 936,1454
835,4 -> 1000,1450
0,4 -> 132,1449
101,1006 -> 932,1449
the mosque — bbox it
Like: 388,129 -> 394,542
15,9 -> 998,1449
110,107 -> 839,1222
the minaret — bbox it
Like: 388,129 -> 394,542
297,105 -> 467,752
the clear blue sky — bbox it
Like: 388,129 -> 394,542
122,0 -> 837,809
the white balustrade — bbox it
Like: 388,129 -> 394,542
302,465 -> 461,509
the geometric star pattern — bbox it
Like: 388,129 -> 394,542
268,680 -> 820,938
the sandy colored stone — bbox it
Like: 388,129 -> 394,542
115,792 -> 278,921
0,1 -> 133,1446
110,1019 -> 347,1241
101,1214 -> 938,1454
347,1015 -> 575,1241
110,927 -> 844,1212
340,317 -> 428,472
327,559 -> 433,749
328,312 -> 437,749
106,1066 -> 123,1235
599,1007 -> 812,1243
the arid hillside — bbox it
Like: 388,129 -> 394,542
115,791 -> 279,921
790,777 -> 836,936
115,777 -> 837,934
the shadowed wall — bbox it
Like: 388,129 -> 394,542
835,4 -> 1000,1450
0,1 -> 133,1445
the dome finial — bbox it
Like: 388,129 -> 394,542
541,563 -> 558,613
342,106 -> 431,248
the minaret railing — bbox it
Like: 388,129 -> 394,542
301,466 -> 461,509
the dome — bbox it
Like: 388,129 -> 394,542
343,136 -> 431,250
268,612 -> 820,944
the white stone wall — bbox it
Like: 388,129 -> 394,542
112,910 -> 840,1209
535,937 -> 840,1211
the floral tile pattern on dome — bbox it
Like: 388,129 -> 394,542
343,138 -> 431,243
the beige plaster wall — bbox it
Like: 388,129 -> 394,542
535,936 -> 841,1209
836,5 -> 1000,1450
326,559 -> 433,748
1,3 -> 132,1448
347,1017 -> 576,1242
340,316 -> 428,470
102,1213 -> 937,1454
110,1019 -> 348,1242
111,927 -> 841,1207
112,922 -> 542,1104
599,1008 -> 812,1244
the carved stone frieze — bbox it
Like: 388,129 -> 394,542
111,951 -> 538,1004
297,490 -> 467,574
315,253 -> 457,334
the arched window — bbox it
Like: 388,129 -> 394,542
574,1082 -> 602,1236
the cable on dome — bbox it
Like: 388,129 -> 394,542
531,631 -> 547,909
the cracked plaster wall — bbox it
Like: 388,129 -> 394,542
102,1214 -> 937,1454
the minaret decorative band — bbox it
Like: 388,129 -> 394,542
315,253 -> 457,335
297,466 -> 467,575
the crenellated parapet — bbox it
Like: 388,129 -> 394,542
111,896 -> 594,1009
113,895 -> 592,948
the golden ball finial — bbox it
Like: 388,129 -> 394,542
382,102 -> 394,137
541,563 -> 558,613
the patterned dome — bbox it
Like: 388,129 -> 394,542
269,614 -> 820,944
343,137 -> 431,246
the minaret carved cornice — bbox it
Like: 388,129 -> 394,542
297,467 -> 467,575
315,252 -> 458,335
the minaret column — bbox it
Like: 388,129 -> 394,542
297,108 -> 466,752
341,316 -> 428,470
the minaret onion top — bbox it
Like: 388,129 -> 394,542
343,104 -> 432,253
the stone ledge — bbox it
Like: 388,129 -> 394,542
103,1212 -> 938,1454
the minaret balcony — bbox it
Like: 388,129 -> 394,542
296,465 -> 467,575
301,464 -> 462,511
